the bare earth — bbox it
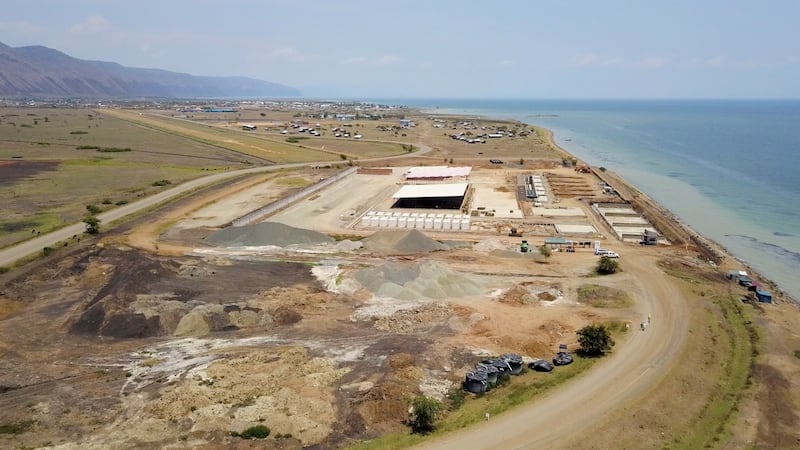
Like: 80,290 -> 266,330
1,111 -> 798,449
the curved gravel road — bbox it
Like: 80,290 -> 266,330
415,251 -> 689,449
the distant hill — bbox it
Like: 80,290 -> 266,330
0,42 -> 301,98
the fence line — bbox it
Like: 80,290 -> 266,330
230,167 -> 357,227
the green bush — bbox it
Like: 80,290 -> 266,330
152,179 -> 172,187
232,425 -> 270,439
595,256 -> 619,275
0,420 -> 34,435
97,147 -> 131,152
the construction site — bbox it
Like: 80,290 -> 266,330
1,109 -> 793,450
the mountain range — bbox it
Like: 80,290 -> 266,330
0,42 -> 301,98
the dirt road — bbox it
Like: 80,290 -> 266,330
0,141 -> 434,268
416,250 -> 690,449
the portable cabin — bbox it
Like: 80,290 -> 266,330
755,290 -> 772,303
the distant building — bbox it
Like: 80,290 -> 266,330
241,124 -> 257,131
336,113 -> 356,121
399,119 -> 416,128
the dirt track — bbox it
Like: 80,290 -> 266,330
416,249 -> 690,449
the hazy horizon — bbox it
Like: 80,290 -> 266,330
3,0 -> 799,99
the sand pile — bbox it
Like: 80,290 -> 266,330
361,229 -> 447,254
354,261 -> 484,300
473,238 -> 508,253
205,222 -> 334,247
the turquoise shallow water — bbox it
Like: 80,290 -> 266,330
376,99 -> 800,301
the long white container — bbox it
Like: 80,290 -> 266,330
433,218 -> 443,230
443,217 -> 452,230
460,218 -> 470,231
424,217 -> 434,229
388,216 -> 398,228
397,216 -> 408,228
379,216 -> 389,228
415,217 -> 425,229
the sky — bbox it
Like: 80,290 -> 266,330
2,0 -> 799,99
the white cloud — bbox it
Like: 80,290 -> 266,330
634,57 -> 669,69
71,16 -> 111,34
567,53 -> 624,67
690,55 -> 726,68
268,47 -> 317,63
343,56 -> 368,64
377,55 -> 399,65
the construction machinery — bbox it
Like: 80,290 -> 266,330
508,227 -> 523,237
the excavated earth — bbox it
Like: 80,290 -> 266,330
0,226 -> 622,449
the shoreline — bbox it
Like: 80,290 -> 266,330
414,108 -> 796,305
536,124 -> 797,305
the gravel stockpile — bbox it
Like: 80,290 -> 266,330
362,230 -> 447,254
205,222 -> 335,247
354,261 -> 484,300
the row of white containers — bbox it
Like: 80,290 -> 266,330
361,211 -> 471,231
532,175 -> 549,202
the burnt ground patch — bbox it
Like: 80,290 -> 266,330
0,160 -> 59,187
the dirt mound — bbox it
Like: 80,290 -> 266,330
374,303 -> 452,333
498,285 -> 538,306
361,229 -> 447,254
205,222 -> 334,247
354,261 -> 484,301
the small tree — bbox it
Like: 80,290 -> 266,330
577,324 -> 615,356
596,256 -> 619,275
86,204 -> 101,214
83,216 -> 101,235
539,245 -> 551,258
410,395 -> 441,434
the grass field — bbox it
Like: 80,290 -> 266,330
103,109 -> 340,163
581,258 -> 758,449
0,107 -> 263,248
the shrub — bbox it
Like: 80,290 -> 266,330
0,420 -> 35,435
97,147 -> 131,152
410,395 -> 441,434
76,145 -> 100,150
232,425 -> 270,439
577,324 -> 615,357
86,204 -> 101,214
152,179 -> 172,187
596,256 -> 619,275
70,130 -> 88,135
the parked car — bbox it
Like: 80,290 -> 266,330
604,251 -> 620,258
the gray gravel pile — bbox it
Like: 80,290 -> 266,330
354,261 -> 484,300
362,229 -> 447,254
205,222 -> 335,247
